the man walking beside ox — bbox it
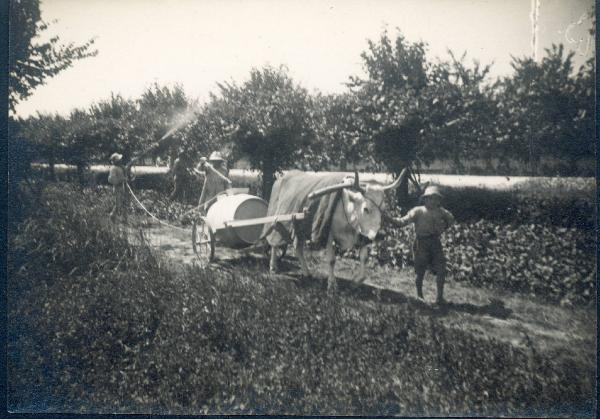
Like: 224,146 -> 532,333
388,185 -> 454,306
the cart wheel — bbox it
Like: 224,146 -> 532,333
192,218 -> 215,265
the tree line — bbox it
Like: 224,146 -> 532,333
11,26 -> 595,198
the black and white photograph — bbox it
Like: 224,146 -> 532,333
7,0 -> 596,416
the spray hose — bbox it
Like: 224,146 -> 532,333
126,182 -> 190,233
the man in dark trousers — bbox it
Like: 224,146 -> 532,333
169,150 -> 193,203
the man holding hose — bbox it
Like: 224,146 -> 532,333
194,151 -> 232,212
108,152 -> 139,223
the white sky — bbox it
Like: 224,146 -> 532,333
14,0 -> 595,117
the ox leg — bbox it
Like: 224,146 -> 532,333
294,237 -> 310,277
269,222 -> 292,274
269,246 -> 280,273
326,236 -> 337,294
354,244 -> 369,283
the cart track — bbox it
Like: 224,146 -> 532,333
123,219 -> 596,370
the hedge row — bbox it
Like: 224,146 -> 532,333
438,182 -> 595,229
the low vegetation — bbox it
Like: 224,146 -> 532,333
8,184 -> 595,415
441,177 -> 595,228
375,218 -> 595,306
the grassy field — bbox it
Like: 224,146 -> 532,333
7,183 -> 596,415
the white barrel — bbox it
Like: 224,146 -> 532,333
205,194 -> 268,247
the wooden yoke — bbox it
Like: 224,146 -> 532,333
307,180 -> 354,201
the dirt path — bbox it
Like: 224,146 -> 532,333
123,219 -> 596,369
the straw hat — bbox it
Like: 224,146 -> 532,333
110,153 -> 123,163
421,185 -> 443,199
208,151 -> 225,162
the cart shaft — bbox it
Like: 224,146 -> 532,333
223,212 -> 306,229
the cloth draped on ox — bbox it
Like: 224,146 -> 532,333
261,171 -> 350,249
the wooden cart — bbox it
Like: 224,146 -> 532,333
191,188 -> 306,265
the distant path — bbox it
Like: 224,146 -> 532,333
123,218 -> 596,371
32,163 -> 595,190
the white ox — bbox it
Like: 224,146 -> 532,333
269,169 -> 408,292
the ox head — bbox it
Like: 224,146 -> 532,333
345,169 -> 408,239
342,168 -> 409,212
356,168 -> 408,212
342,189 -> 382,240
308,169 -> 409,240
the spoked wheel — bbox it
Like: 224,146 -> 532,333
192,218 -> 215,266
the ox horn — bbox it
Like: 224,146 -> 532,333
381,168 -> 409,191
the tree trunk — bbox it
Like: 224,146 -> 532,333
76,164 -> 85,186
48,154 -> 56,181
452,154 -> 464,175
261,160 -> 276,202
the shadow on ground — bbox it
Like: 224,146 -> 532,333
212,255 -> 513,321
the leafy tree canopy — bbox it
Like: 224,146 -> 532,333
499,45 -> 595,173
308,93 -> 366,171
350,30 -> 502,178
213,66 -> 314,198
9,0 -> 97,114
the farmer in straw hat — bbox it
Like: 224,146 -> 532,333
194,151 -> 232,211
108,152 -> 138,223
388,185 -> 454,306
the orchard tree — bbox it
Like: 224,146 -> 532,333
87,86 -> 195,164
571,57 -> 595,166
309,93 -> 366,171
181,101 -> 230,162
135,83 -> 194,162
18,112 -> 68,180
350,30 -> 503,205
63,108 -> 96,184
88,94 -> 141,162
424,52 -> 500,173
349,30 -> 429,95
214,66 -> 314,200
9,0 -> 97,114
348,30 -> 430,143
348,30 -> 431,204
500,45 -> 595,175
